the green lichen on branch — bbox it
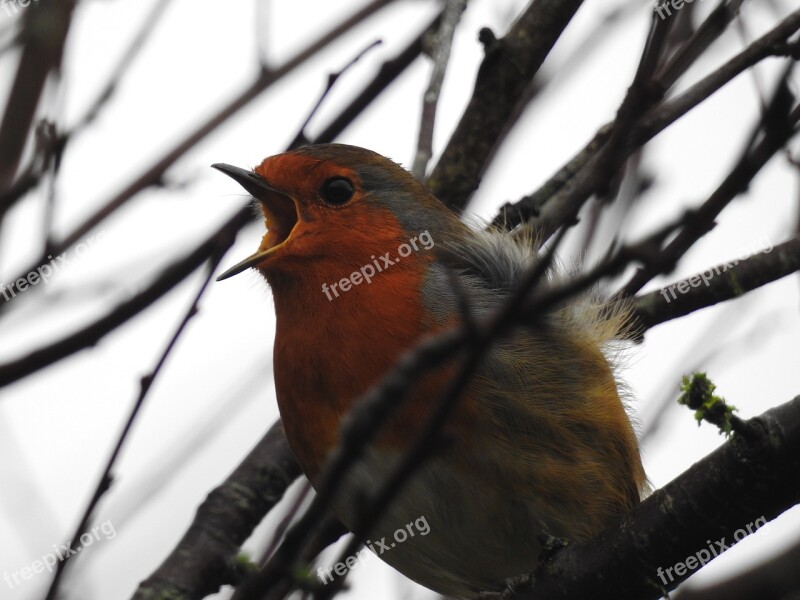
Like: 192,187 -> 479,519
678,372 -> 742,436
229,552 -> 259,584
291,564 -> 320,591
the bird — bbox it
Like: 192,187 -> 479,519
213,143 -> 647,599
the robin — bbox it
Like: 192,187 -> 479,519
214,144 -> 646,599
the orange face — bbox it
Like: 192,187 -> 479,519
213,146 -> 447,477
214,149 -> 423,282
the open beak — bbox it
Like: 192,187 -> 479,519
212,163 -> 299,281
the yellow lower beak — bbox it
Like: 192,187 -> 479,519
212,162 -> 298,281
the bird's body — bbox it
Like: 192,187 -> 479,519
215,144 -> 646,598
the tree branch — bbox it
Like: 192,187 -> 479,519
0,208 -> 251,388
499,394 -> 800,600
634,235 -> 800,332
620,81 -> 799,296
0,2 -> 431,388
0,0 -> 75,195
132,421 -> 302,600
411,0 -> 466,179
45,231 -> 228,600
0,0 -> 395,310
493,6 -> 800,231
427,0 -> 586,211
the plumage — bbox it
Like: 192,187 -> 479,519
216,144 -> 647,598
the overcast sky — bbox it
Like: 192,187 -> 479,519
1,1 -> 799,598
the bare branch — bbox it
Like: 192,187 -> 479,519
620,74 -> 799,296
633,235 -> 800,332
427,0 -> 587,210
496,394 -> 800,600
493,5 -> 800,231
0,3 -> 427,387
287,39 -> 383,150
0,208 -> 251,388
411,0 -> 466,179
0,0 -> 76,194
0,0 -> 395,309
45,234 -> 228,600
313,11 -> 443,144
132,421 -> 303,600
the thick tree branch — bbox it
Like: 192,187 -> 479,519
493,6 -> 800,231
499,394 -> 800,600
132,421 -> 302,600
427,0 -> 586,210
0,0 -> 75,195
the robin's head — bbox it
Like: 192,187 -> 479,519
214,144 -> 456,281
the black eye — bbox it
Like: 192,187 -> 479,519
321,177 -> 355,205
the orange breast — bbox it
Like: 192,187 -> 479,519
264,205 -> 471,479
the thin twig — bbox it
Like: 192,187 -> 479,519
235,216 -> 682,599
427,0 -> 587,210
514,9 -> 676,240
0,5 -> 427,388
493,3 -> 800,232
314,11 -> 443,143
633,235 -> 800,331
132,421 -> 303,600
287,39 -> 383,150
411,0 -> 465,179
656,0 -> 747,89
311,228 -> 570,600
0,208 -> 251,388
620,72 -> 799,297
43,238 -> 231,600
0,0 -> 395,311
